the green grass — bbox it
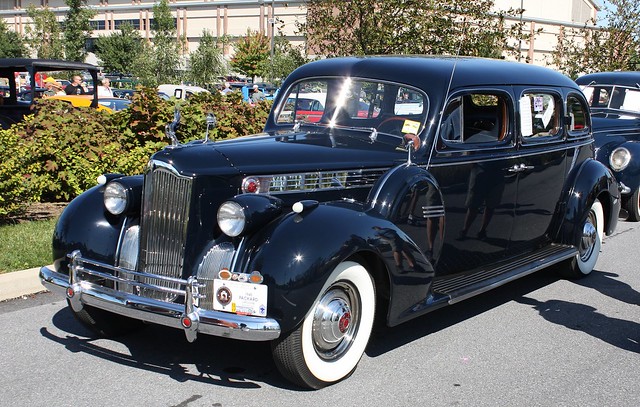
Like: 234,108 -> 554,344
0,218 -> 57,273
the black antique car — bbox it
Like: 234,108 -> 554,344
576,71 -> 640,220
41,56 -> 620,389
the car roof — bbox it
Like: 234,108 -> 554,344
0,58 -> 98,73
282,56 -> 577,92
575,71 -> 640,87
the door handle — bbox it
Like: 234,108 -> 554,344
508,163 -> 534,173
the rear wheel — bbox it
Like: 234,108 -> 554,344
271,261 -> 376,389
624,188 -> 640,221
68,300 -> 143,337
562,199 -> 604,279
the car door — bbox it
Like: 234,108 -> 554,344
508,88 -> 568,254
429,89 -> 519,276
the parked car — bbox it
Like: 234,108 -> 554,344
112,88 -> 135,99
41,56 -> 620,389
96,97 -> 131,112
158,84 -> 209,100
48,95 -> 114,113
576,71 -> 640,220
0,58 -> 99,129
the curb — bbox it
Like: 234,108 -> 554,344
0,267 -> 48,302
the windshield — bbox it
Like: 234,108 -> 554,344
581,85 -> 640,113
276,78 -> 428,137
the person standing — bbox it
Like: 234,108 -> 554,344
220,82 -> 232,95
65,75 -> 86,95
251,84 -> 266,103
97,78 -> 113,97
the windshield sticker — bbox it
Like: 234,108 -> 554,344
534,96 -> 544,112
401,120 -> 421,134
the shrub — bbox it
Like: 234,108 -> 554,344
0,127 -> 34,220
0,88 -> 273,218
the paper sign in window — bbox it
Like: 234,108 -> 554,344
519,97 -> 533,137
542,99 -> 555,128
401,119 -> 421,134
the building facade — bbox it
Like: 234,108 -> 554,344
1,0 -> 601,67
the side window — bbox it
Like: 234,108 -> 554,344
582,85 -> 612,108
619,88 -> 640,112
394,87 -> 425,115
519,92 -> 561,139
440,92 -> 510,145
567,94 -> 590,135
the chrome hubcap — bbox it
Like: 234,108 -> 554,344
579,219 -> 597,261
312,283 -> 359,360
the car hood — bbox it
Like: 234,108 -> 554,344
151,130 -> 408,177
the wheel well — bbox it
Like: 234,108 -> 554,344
348,251 -> 391,327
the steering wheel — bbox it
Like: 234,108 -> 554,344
377,116 -> 407,135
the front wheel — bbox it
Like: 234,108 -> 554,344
271,261 -> 376,389
624,188 -> 640,221
562,199 -> 604,279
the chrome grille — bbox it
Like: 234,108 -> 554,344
138,165 -> 193,301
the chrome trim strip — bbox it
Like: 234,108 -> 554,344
429,140 -> 592,168
39,263 -> 280,342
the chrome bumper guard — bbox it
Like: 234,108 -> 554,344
619,182 -> 631,195
39,251 -> 280,342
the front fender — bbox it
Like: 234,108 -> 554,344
52,175 -> 143,274
558,158 -> 619,246
602,141 -> 640,193
242,201 -> 432,333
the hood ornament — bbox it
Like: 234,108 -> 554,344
166,108 -> 180,147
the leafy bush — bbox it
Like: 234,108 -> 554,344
0,88 -> 273,220
0,128 -> 33,220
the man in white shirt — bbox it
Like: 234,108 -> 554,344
97,78 -> 114,97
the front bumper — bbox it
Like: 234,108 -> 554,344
39,251 -> 281,342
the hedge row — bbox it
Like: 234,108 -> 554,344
0,88 -> 271,221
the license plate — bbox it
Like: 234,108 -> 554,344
212,279 -> 268,317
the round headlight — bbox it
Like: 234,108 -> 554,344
609,147 -> 631,172
104,182 -> 128,215
218,201 -> 246,237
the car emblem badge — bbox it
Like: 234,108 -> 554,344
216,286 -> 232,306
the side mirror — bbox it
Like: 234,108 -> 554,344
204,112 -> 217,143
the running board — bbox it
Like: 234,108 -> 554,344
432,244 -> 577,305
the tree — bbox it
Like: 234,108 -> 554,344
257,33 -> 309,85
186,30 -> 227,87
151,0 -> 181,85
0,20 -> 26,58
551,0 -> 640,78
62,0 -> 96,62
300,0 -> 523,58
95,22 -> 144,74
24,5 -> 64,59
231,29 -> 270,82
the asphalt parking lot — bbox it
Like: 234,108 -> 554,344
0,219 -> 637,406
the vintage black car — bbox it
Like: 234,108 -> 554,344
41,56 -> 620,389
576,72 -> 640,220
